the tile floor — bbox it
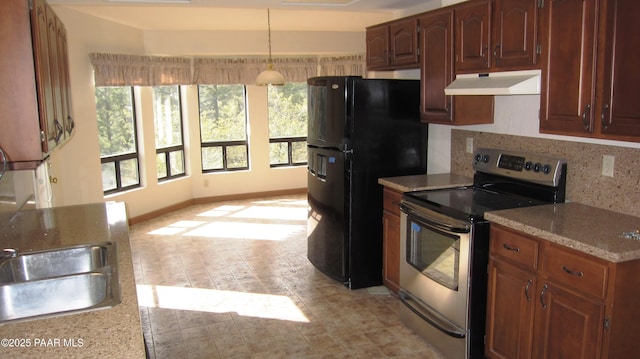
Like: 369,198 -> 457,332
130,194 -> 446,359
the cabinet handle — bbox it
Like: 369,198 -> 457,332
0,147 -> 6,180
482,46 -> 489,65
54,119 -> 64,143
561,265 -> 584,277
493,44 -> 501,65
601,104 -> 610,130
525,279 -> 532,302
540,283 -> 548,309
582,104 -> 592,131
502,243 -> 520,252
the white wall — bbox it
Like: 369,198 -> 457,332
50,6 -> 369,219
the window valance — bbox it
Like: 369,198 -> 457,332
89,53 -> 366,86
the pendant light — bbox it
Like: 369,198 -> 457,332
256,9 -> 285,86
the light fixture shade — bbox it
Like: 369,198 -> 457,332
256,63 -> 285,86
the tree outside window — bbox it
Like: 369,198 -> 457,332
268,82 -> 308,167
153,86 -> 185,181
198,85 -> 249,172
95,86 -> 140,194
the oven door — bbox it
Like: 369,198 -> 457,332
399,200 -> 471,334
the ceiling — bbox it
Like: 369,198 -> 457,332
48,0 -> 437,32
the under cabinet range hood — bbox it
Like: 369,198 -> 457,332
444,69 -> 541,95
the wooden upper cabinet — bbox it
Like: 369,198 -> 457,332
597,0 -> 640,140
365,25 -> 390,69
492,0 -> 539,69
539,0 -> 598,136
366,17 -> 419,71
419,8 -> 494,125
0,0 -> 73,170
455,0 -> 492,72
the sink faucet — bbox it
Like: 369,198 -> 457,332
0,248 -> 17,264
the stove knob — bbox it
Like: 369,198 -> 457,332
474,153 -> 482,163
542,164 -> 551,174
533,163 -> 541,172
482,154 -> 490,163
524,161 -> 533,171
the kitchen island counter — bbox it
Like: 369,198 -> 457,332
486,202 -> 640,263
0,202 -> 145,358
378,173 -> 473,192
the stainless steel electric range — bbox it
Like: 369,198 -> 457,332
399,148 -> 567,359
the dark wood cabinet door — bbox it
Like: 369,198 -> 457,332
485,259 -> 536,359
56,17 -> 74,138
533,282 -> 605,359
420,10 -> 454,123
46,4 -> 64,147
598,0 -> 640,139
492,0 -> 539,69
382,210 -> 400,294
31,0 -> 57,154
455,0 -> 491,72
539,0 -> 598,136
366,25 -> 389,70
389,17 -> 419,67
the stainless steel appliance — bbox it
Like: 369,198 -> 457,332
399,148 -> 567,358
307,76 -> 428,289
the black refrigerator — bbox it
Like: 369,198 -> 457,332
306,76 -> 428,289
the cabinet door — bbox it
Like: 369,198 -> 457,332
455,0 -> 491,72
389,17 -> 419,68
382,210 -> 400,294
598,0 -> 640,139
533,282 -> 605,359
486,259 -> 536,359
420,10 -> 454,123
31,0 -> 57,154
492,0 -> 539,69
56,17 -> 74,138
366,25 -> 389,70
539,0 -> 598,135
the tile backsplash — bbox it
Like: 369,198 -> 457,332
450,129 -> 640,217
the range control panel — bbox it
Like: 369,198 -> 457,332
473,148 -> 567,187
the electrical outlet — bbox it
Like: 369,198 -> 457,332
602,155 -> 615,177
466,137 -> 474,153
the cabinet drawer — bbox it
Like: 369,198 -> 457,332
543,244 -> 609,299
383,188 -> 403,216
490,225 -> 539,270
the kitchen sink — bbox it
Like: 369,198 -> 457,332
0,242 -> 121,323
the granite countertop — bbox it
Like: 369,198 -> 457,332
378,173 -> 473,192
485,202 -> 640,263
0,202 -> 145,358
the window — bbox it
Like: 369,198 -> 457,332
153,86 -> 185,181
95,86 -> 140,194
268,82 -> 308,167
198,85 -> 249,172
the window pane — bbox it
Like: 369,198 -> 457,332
227,145 -> 248,169
269,142 -> 288,165
101,162 -> 117,192
202,147 -> 223,170
199,85 -> 247,142
153,86 -> 183,148
120,158 -> 139,187
95,87 -> 136,157
292,141 -> 307,163
268,82 -> 307,138
170,150 -> 185,175
156,153 -> 167,178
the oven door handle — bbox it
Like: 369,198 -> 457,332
401,202 -> 470,234
399,290 -> 466,339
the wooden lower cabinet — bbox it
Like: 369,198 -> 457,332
486,224 -> 640,359
382,188 -> 403,294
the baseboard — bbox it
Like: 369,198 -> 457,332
128,188 -> 307,225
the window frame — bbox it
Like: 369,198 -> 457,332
267,82 -> 308,168
97,86 -> 141,195
198,84 -> 250,173
153,85 -> 186,182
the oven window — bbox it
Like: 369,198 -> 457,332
406,219 -> 460,290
